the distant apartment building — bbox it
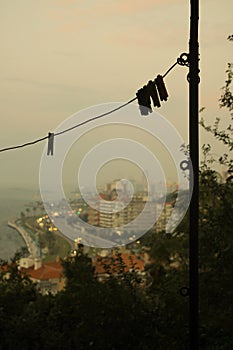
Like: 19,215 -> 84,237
85,179 -> 176,235
87,185 -> 156,234
155,202 -> 174,232
87,202 -> 100,227
99,193 -> 126,228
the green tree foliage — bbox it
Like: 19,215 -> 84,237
54,246 -> 159,350
198,62 -> 233,348
0,253 -> 39,349
0,247 -> 159,349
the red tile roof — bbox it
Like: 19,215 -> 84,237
25,261 -> 63,281
94,253 -> 145,275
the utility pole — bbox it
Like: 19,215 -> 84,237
189,0 -> 199,349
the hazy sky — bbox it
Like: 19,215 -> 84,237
0,0 -> 232,191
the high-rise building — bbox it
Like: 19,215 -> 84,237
86,179 -> 170,235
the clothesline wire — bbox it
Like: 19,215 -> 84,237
0,60 -> 179,154
0,136 -> 49,153
163,61 -> 178,78
54,97 -> 137,137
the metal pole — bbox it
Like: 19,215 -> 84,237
189,0 -> 199,349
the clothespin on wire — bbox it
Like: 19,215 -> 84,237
155,75 -> 168,101
136,86 -> 152,115
136,75 -> 168,115
47,132 -> 54,156
147,80 -> 161,108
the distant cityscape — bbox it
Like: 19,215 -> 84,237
43,179 -> 177,241
5,178 -> 179,295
